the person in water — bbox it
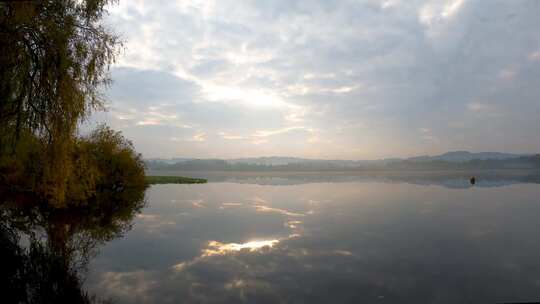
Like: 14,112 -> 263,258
470,176 -> 476,185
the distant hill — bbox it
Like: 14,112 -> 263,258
145,152 -> 539,171
145,157 -> 193,165
228,156 -> 308,166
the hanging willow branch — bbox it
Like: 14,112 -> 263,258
0,0 -> 121,145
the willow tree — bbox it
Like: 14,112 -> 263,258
0,0 -> 120,204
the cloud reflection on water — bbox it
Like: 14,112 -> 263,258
203,239 -> 280,257
86,181 -> 540,303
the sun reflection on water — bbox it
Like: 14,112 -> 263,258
203,239 -> 280,256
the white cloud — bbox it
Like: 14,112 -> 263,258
381,0 -> 400,9
137,119 -> 161,126
189,132 -> 207,142
94,0 -> 540,158
442,0 -> 466,19
170,132 -> 207,143
419,0 -> 466,26
252,126 -> 312,138
218,132 -> 245,140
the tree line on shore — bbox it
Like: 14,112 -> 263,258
146,155 -> 540,172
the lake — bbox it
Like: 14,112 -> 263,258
81,172 -> 540,303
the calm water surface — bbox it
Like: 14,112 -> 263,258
83,176 -> 540,303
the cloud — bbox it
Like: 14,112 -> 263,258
466,102 -> 502,119
498,67 -> 518,80
467,102 -> 490,112
189,132 -> 207,142
202,239 -> 280,257
253,205 -> 305,217
528,51 -> 540,61
90,0 -> 540,158
252,126 -> 312,138
420,0 -> 466,25
218,132 -> 245,140
85,179 -> 540,303
136,119 -> 161,126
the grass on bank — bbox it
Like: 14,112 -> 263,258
145,175 -> 207,185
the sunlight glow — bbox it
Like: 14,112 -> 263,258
202,239 -> 279,256
420,0 -> 466,26
202,83 -> 288,108
442,0 -> 465,18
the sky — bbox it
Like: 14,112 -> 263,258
89,0 -> 540,160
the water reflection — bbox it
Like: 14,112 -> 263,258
203,239 -> 280,256
86,179 -> 540,303
148,169 -> 540,188
4,173 -> 540,303
0,185 -> 146,303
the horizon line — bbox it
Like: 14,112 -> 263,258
144,151 -> 536,162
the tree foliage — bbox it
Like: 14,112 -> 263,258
0,1 -> 146,206
67,125 -> 146,204
0,0 -> 118,142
